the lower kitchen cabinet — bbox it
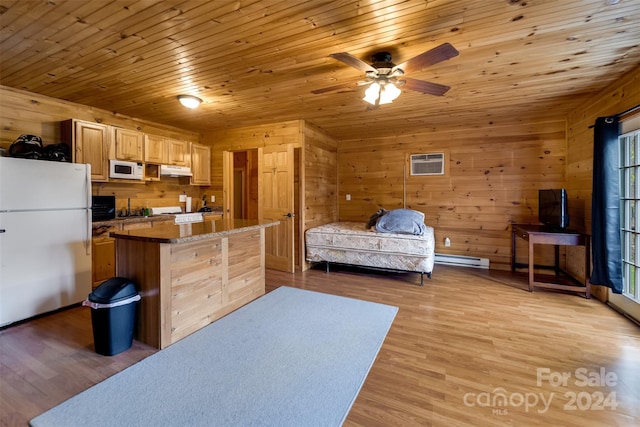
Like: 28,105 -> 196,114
92,229 -> 117,288
92,220 -> 163,287
92,216 -> 222,288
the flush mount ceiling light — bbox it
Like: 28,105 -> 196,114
177,95 -> 202,109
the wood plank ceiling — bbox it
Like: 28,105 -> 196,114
1,0 -> 639,140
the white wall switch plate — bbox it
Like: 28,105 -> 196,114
346,194 -> 351,201
211,195 -> 216,203
179,194 -> 187,202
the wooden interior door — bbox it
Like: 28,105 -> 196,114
258,144 -> 295,272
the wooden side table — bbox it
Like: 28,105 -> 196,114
511,224 -> 591,298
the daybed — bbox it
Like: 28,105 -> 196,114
305,220 -> 435,285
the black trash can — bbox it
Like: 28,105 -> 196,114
83,277 -> 140,356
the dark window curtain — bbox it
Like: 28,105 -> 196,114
591,116 -> 622,294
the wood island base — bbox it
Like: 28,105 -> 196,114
112,220 -> 277,349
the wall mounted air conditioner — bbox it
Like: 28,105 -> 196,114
410,153 -> 445,176
160,164 -> 192,177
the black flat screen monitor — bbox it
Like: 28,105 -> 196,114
538,188 -> 569,229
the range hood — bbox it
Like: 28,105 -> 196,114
160,164 -> 192,177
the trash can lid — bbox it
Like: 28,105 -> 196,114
89,277 -> 138,304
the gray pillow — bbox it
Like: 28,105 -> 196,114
375,209 -> 426,235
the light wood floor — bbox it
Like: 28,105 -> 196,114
1,265 -> 638,426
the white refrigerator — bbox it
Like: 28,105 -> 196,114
0,157 -> 92,327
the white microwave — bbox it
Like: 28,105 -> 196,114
109,160 -> 143,180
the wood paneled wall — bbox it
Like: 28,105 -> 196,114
301,121 -> 338,229
206,120 -> 337,270
206,120 -> 303,206
338,119 -> 567,270
566,65 -> 640,301
93,180 -> 204,215
0,86 -> 207,211
207,120 -> 337,229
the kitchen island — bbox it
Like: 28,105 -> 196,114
110,219 -> 278,349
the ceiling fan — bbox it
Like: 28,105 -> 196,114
312,43 -> 459,106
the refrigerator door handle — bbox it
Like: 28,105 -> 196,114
85,163 -> 92,256
86,216 -> 92,256
85,163 -> 92,208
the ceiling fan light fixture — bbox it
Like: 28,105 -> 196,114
177,95 -> 202,109
317,44 -> 458,102
380,82 -> 401,104
363,82 -> 381,105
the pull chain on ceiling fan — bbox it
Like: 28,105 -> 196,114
312,43 -> 459,106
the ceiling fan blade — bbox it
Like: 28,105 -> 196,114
329,52 -> 376,73
395,43 -> 459,74
401,77 -> 451,96
311,82 -> 359,94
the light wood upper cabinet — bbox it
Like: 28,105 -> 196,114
190,143 -> 211,186
144,134 -> 166,164
62,119 -> 110,182
115,128 -> 143,161
166,139 -> 189,166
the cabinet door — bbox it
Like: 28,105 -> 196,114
63,120 -> 110,182
92,236 -> 116,287
190,143 -> 211,185
115,128 -> 144,161
167,139 -> 189,166
144,134 -> 166,164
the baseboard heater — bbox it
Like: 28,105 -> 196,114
434,253 -> 490,269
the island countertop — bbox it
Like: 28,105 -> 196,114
110,219 -> 279,244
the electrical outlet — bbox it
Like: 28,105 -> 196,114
444,237 -> 451,247
211,195 -> 215,203
346,194 -> 351,201
179,194 -> 187,202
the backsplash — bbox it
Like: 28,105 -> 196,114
92,179 -> 214,215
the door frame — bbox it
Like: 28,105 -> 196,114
223,148 -> 301,272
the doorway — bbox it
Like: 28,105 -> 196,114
232,150 -> 258,220
224,147 -> 302,271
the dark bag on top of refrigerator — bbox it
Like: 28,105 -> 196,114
9,134 -> 43,160
42,143 -> 71,162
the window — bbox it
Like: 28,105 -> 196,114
618,129 -> 640,304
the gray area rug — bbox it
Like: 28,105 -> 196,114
30,286 -> 398,427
